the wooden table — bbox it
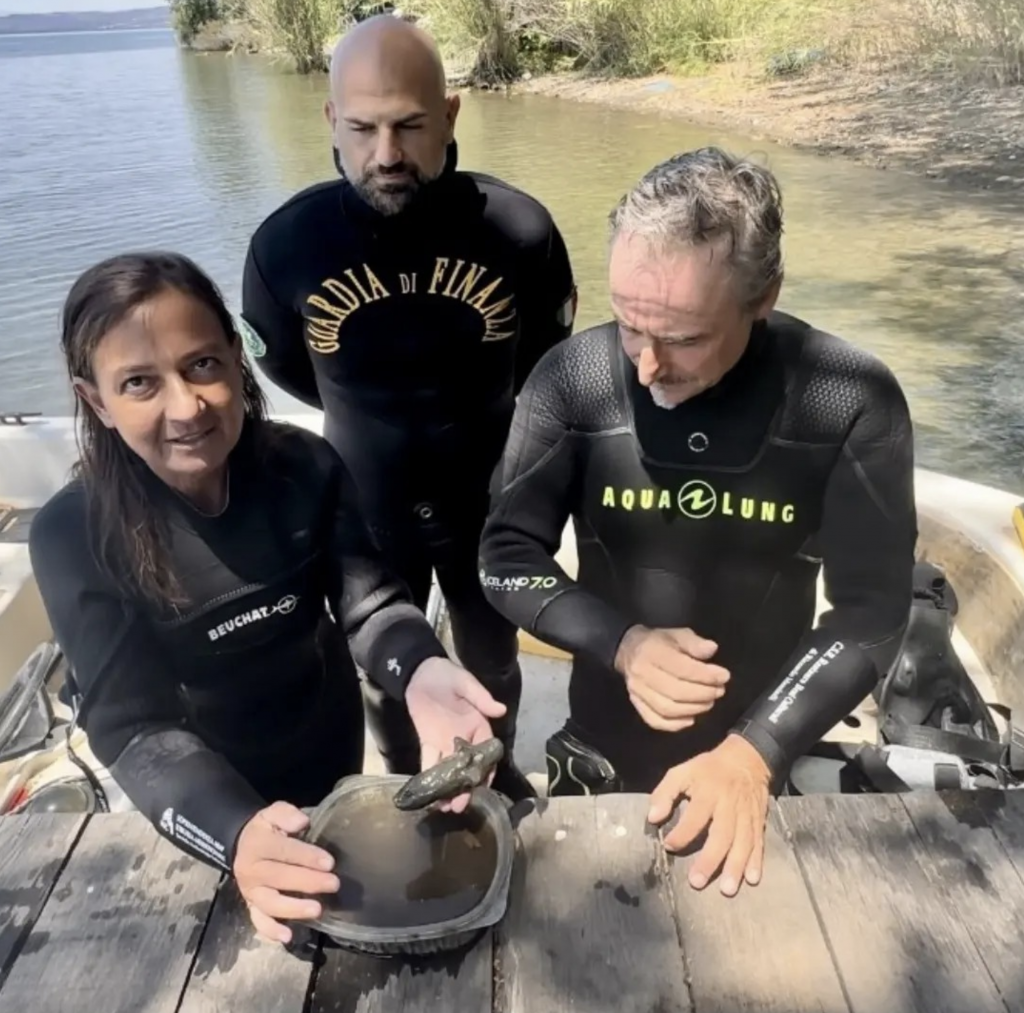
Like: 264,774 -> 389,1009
2,791 -> 1024,1013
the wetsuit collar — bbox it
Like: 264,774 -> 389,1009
134,417 -> 264,522
702,320 -> 769,400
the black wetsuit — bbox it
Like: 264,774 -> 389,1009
29,421 -> 447,871
240,154 -> 576,771
480,313 -> 918,791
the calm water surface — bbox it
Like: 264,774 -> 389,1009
2,29 -> 1023,491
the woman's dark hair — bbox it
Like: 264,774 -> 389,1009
61,250 -> 269,606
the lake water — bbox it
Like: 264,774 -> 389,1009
2,28 -> 1023,491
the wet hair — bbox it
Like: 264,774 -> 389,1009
60,251 -> 269,606
608,147 -> 785,307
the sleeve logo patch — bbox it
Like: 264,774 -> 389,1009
234,314 -> 267,358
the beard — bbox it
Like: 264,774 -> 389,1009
351,162 -> 435,216
334,143 -> 458,216
648,377 -> 709,409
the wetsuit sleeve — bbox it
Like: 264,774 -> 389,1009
480,353 -> 635,666
241,238 -> 323,409
28,497 -> 266,873
512,220 -> 576,394
323,450 -> 448,699
733,364 -> 917,782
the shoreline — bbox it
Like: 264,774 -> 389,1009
511,65 -> 1024,197
181,20 -> 1024,199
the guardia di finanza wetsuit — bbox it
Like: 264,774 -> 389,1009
480,314 -> 918,791
240,160 -> 576,769
29,422 -> 448,871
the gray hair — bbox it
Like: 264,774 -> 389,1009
608,147 -> 784,307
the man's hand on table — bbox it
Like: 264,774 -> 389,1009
614,624 -> 731,732
405,656 -> 507,814
234,801 -> 338,945
647,734 -> 771,897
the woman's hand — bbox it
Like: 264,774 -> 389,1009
233,801 -> 339,944
405,656 -> 507,813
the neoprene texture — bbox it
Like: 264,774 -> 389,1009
481,312 -> 918,791
29,421 -> 447,869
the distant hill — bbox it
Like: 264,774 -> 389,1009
0,5 -> 171,34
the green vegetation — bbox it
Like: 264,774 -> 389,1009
169,0 -> 221,45
906,0 -> 1024,85
242,0 -> 352,72
168,0 -> 1024,87
408,0 -> 1024,85
170,0 -> 381,70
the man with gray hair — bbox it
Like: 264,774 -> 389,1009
479,147 -> 917,894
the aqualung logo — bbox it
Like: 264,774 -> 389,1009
601,480 -> 795,523
207,595 -> 299,642
677,480 -> 717,519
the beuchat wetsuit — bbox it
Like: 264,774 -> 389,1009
29,421 -> 448,872
479,312 -> 918,792
240,147 -> 576,778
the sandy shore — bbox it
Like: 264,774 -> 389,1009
514,63 -> 1024,195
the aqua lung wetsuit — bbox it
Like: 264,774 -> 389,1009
240,148 -> 576,774
29,422 -> 448,871
480,314 -> 918,791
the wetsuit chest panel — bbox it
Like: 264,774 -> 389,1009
144,478 -> 329,680
581,326 -> 842,565
293,214 -> 523,417
582,434 -> 837,562
153,551 -> 324,663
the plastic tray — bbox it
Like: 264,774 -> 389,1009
299,774 -> 514,957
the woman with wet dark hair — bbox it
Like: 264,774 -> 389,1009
29,251 -> 504,944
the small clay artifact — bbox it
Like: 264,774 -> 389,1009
392,737 -> 504,811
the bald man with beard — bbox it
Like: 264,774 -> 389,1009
239,16 -> 577,800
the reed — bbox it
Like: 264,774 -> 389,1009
241,0 -> 354,73
407,0 -> 1024,84
173,0 -> 1024,85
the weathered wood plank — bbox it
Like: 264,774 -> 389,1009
496,794 -> 690,1013
0,813 -> 86,989
0,811 -> 220,1013
664,802 -> 849,1013
310,932 -> 492,1013
971,789 -> 1024,875
900,790 -> 1024,1010
177,878 -> 315,1013
779,793 -> 1005,1013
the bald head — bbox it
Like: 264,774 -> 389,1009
325,16 -> 459,215
329,16 -> 446,103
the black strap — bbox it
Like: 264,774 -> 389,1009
51,655 -> 110,813
65,695 -> 110,813
880,708 -> 1024,774
852,745 -> 913,793
881,713 -> 1009,766
988,704 -> 1024,772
